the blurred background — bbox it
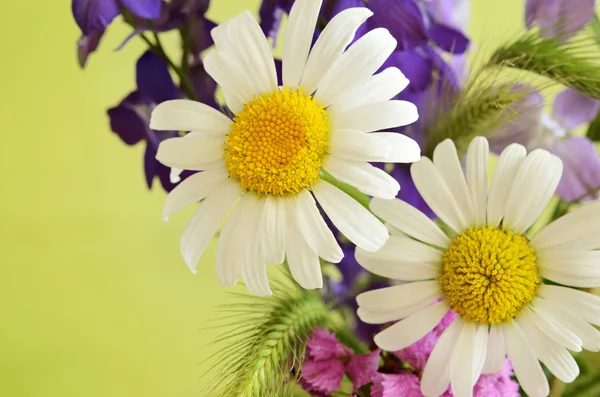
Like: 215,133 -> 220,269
0,0 -> 529,396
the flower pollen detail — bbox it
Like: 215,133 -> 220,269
225,88 -> 329,196
440,227 -> 539,324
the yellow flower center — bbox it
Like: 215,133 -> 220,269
224,88 -> 329,196
439,227 -> 539,324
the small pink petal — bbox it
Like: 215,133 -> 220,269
301,358 -> 346,394
371,373 -> 423,397
307,328 -> 353,360
347,349 -> 381,391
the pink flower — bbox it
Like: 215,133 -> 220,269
300,328 -> 381,395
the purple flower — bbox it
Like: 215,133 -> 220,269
525,0 -> 595,42
107,51 -> 188,191
72,0 -> 162,66
489,87 -> 600,202
300,328 -> 380,395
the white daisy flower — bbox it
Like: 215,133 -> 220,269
356,136 -> 600,397
149,0 -> 420,295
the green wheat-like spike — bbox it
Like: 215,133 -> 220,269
487,30 -> 600,100
423,82 -> 529,157
205,275 -> 334,397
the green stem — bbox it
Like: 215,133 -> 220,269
151,32 -> 196,100
319,170 -> 373,212
335,326 -> 369,355
179,24 -> 191,76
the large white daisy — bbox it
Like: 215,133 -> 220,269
149,0 -> 420,295
356,136 -> 600,397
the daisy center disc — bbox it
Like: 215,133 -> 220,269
224,88 -> 329,196
439,227 -> 539,324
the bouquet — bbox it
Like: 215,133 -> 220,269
72,0 -> 600,395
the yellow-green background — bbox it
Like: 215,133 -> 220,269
0,1 -> 527,396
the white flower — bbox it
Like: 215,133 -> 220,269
149,0 -> 420,295
356,136 -> 600,397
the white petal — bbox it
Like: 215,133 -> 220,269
355,236 -> 442,281
540,268 -> 600,288
532,298 -> 600,352
282,0 -> 322,87
295,189 -> 343,263
315,28 -> 397,106
525,305 -> 583,352
300,7 -> 373,94
180,180 -> 241,273
156,135 -> 225,171
466,137 -> 489,227
204,49 -> 257,113
150,99 -> 232,133
502,149 -> 563,234
538,284 -> 600,327
482,324 -> 506,374
370,197 -> 450,248
411,156 -> 468,233
373,300 -> 448,351
241,197 -> 272,296
324,156 -> 399,199
357,291 -> 443,324
312,179 -> 388,252
328,129 -> 391,162
371,132 -> 421,163
517,311 -> 579,383
487,143 -> 527,227
215,194 -> 247,287
356,280 -> 441,312
285,207 -> 323,289
504,320 -> 549,397
433,139 -> 474,227
223,90 -> 243,115
330,67 -> 410,113
538,249 -> 600,279
260,196 -> 286,265
330,100 -> 418,133
450,322 -> 488,397
222,11 -> 277,95
421,317 -> 463,397
163,168 -> 229,219
530,200 -> 600,251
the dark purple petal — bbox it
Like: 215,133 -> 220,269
426,21 -> 469,54
259,0 -> 293,44
347,349 -> 381,391
552,88 -> 600,131
274,58 -> 283,86
189,63 -> 218,108
525,0 -> 595,42
327,0 -> 366,19
144,142 -> 159,188
120,0 -> 162,19
136,51 -> 177,103
107,92 -> 148,145
369,0 -> 428,51
72,0 -> 120,35
169,0 -> 210,14
371,373 -> 422,397
421,45 -> 460,92
188,17 -> 217,56
552,136 -> 600,202
427,0 -> 470,32
307,328 -> 353,360
382,50 -> 432,93
77,30 -> 105,68
488,84 -> 544,154
301,359 -> 346,394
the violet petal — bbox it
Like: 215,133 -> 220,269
369,0 -> 428,51
77,30 -> 105,68
107,92 -> 148,145
136,51 -> 177,103
144,142 -> 158,189
120,0 -> 162,20
552,136 -> 600,202
426,20 -> 469,54
525,0 -> 595,42
72,0 -> 120,35
552,88 -> 600,131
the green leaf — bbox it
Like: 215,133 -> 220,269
591,14 -> 600,47
586,110 -> 600,141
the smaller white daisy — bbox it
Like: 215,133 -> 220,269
356,136 -> 600,397
150,0 -> 420,295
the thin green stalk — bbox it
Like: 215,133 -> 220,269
319,169 -> 372,211
151,32 -> 196,100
